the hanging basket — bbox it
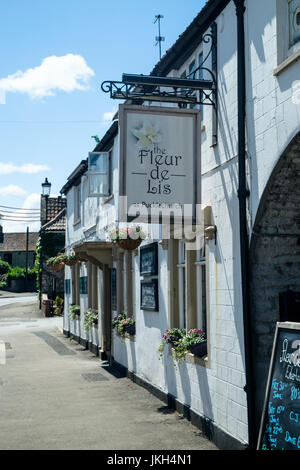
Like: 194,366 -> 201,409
64,259 -> 77,267
116,238 -> 142,251
51,263 -> 64,272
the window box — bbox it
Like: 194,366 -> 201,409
112,313 -> 136,339
189,340 -> 207,358
124,323 -> 135,336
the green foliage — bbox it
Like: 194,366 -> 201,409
35,237 -> 42,300
69,304 -> 80,320
55,295 -> 64,306
0,263 -> 37,288
27,267 -> 37,280
0,279 -> 8,288
40,232 -> 65,258
54,295 -> 64,316
83,308 -> 98,332
0,260 -> 11,275
112,312 -> 135,336
158,328 -> 206,366
6,266 -> 25,281
46,255 -> 64,267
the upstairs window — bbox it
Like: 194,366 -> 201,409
88,152 -> 111,197
74,184 -> 81,223
289,0 -> 300,47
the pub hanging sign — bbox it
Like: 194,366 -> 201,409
119,104 -> 201,223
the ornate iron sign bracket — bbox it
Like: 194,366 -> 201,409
101,22 -> 218,145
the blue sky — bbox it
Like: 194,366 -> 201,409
0,0 -> 206,231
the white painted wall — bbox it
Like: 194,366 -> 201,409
245,0 -> 300,224
63,0 -> 300,447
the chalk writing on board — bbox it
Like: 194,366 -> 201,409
259,326 -> 300,450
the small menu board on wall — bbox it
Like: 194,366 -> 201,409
257,322 -> 300,450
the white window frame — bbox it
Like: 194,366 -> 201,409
276,0 -> 300,68
195,245 -> 206,331
289,0 -> 300,48
74,184 -> 81,224
177,240 -> 186,329
175,239 -> 207,332
88,151 -> 111,197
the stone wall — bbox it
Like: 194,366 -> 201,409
41,263 -> 65,299
250,132 -> 300,431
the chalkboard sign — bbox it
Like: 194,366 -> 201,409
140,280 -> 159,311
257,322 -> 300,450
140,242 -> 158,276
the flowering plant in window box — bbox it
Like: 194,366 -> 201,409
108,225 -> 147,251
177,329 -> 207,359
83,308 -> 98,332
69,304 -> 80,320
158,328 -> 206,365
112,312 -> 136,336
158,328 -> 186,360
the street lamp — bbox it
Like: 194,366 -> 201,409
42,178 -> 51,197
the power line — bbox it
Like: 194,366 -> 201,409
0,205 -> 40,211
0,216 -> 40,220
0,209 -> 40,215
0,219 -> 40,222
0,120 -> 106,124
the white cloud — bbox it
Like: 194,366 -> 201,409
0,185 -> 27,196
0,54 -> 94,99
0,162 -> 50,175
22,193 -> 40,210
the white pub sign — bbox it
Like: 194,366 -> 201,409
119,104 -> 201,222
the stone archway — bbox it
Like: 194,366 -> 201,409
250,131 -> 300,433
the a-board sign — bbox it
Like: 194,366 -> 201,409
257,322 -> 300,450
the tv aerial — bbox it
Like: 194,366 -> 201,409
154,14 -> 165,60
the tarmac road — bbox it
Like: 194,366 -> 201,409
0,294 -> 218,451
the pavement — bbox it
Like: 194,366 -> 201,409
0,293 -> 218,451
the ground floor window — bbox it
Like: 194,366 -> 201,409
170,237 -> 207,333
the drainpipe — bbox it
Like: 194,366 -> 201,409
233,0 -> 255,449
